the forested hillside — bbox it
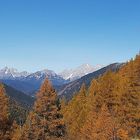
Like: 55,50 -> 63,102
0,54 -> 140,139
58,63 -> 123,100
62,54 -> 140,139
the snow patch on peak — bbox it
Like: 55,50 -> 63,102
59,64 -> 103,81
0,67 -> 30,79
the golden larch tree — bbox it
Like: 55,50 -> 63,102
20,79 -> 65,140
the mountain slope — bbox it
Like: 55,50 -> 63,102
3,84 -> 34,107
59,64 -> 102,81
1,79 -> 34,94
58,63 -> 123,99
2,83 -> 34,124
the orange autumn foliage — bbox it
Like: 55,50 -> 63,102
62,54 -> 140,139
20,79 -> 65,140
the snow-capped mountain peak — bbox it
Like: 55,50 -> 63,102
40,69 -> 56,76
0,67 -> 29,79
59,64 -> 103,81
25,68 -> 67,87
27,69 -> 57,79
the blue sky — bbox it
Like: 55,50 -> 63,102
0,0 -> 140,72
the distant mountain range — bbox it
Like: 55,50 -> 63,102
0,68 -> 67,94
0,67 -> 29,79
0,64 -> 102,94
0,63 -> 123,99
0,63 -> 123,108
59,64 -> 103,81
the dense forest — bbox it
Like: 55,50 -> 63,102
0,54 -> 140,140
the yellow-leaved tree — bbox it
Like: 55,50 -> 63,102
20,79 -> 65,140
